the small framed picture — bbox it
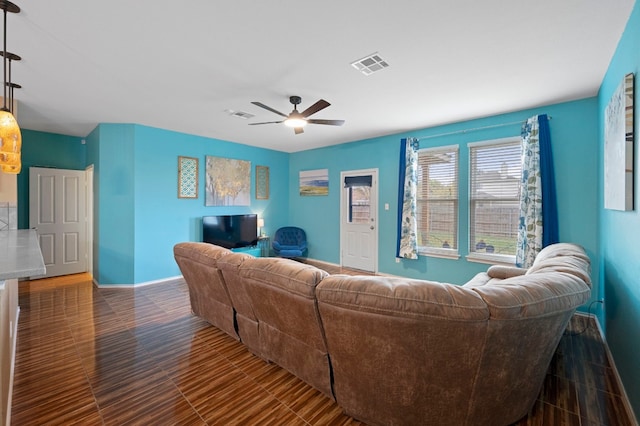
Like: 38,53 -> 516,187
256,165 -> 269,200
178,156 -> 199,199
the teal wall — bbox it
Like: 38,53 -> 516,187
91,124 -> 136,285
290,99 -> 600,290
598,0 -> 640,419
17,129 -> 85,228
90,124 -> 290,285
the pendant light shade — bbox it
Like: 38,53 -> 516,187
0,107 -> 20,173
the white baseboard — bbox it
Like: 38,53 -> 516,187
93,275 -> 184,289
574,312 -> 638,425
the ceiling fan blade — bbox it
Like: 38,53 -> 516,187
300,99 -> 330,118
251,102 -> 289,118
248,121 -> 283,125
307,119 -> 345,126
294,127 -> 304,135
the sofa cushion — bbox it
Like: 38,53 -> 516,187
487,265 -> 528,279
173,242 -> 237,339
240,257 -> 328,298
239,257 -> 333,397
527,243 -> 592,286
471,272 -> 591,319
174,241 -> 231,264
317,275 -> 489,321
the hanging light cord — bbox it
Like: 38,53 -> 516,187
2,5 -> 7,111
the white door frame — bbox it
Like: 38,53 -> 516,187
85,165 -> 94,278
340,168 -> 379,272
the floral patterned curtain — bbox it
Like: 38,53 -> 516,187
396,138 -> 419,259
516,114 -> 557,267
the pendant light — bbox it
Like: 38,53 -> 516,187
0,0 -> 21,175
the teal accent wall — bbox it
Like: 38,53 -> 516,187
598,0 -> 640,419
17,129 -> 86,228
93,124 -> 136,285
88,124 -> 289,285
290,99 -> 600,289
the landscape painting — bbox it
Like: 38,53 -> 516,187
205,156 -> 251,206
300,169 -> 329,196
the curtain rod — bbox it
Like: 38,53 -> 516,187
417,116 -> 552,141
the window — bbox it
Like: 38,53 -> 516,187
344,175 -> 372,224
416,145 -> 459,256
468,138 -> 522,261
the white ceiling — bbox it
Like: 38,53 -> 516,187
8,0 -> 635,153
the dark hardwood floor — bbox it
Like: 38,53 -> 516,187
10,271 -> 636,425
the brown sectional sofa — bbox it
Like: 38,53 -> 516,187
173,242 -> 591,426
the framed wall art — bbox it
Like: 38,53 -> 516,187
604,73 -> 635,211
205,156 -> 251,206
299,168 -> 329,196
177,156 -> 199,199
256,165 -> 269,200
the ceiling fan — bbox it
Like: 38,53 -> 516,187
249,96 -> 345,134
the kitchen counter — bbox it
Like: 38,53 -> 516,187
0,229 -> 46,281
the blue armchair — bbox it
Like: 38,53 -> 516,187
272,226 -> 308,258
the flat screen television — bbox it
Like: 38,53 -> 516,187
202,214 -> 258,249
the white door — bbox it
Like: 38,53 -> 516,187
29,167 -> 87,278
340,169 -> 378,272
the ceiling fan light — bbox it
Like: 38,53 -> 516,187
284,117 -> 307,128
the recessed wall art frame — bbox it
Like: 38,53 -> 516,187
177,156 -> 199,199
205,155 -> 251,206
604,73 -> 635,211
299,168 -> 329,196
256,165 -> 269,200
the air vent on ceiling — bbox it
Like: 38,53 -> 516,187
351,53 -> 389,76
224,109 -> 255,119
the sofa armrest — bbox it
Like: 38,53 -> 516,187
487,265 -> 528,279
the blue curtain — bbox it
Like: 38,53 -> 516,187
516,114 -> 558,267
396,138 -> 419,259
539,115 -> 558,247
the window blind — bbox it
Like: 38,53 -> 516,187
469,139 -> 522,256
417,146 -> 459,251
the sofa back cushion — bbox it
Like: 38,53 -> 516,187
173,242 -> 232,306
471,271 -> 591,320
316,275 -> 489,426
173,242 -> 237,338
526,242 -> 592,286
217,251 -> 256,319
239,257 -> 329,348
238,257 -> 333,397
317,275 -> 489,320
464,242 -> 592,424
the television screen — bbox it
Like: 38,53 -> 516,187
202,214 -> 258,249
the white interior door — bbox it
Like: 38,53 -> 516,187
340,169 -> 378,272
29,167 -> 87,278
